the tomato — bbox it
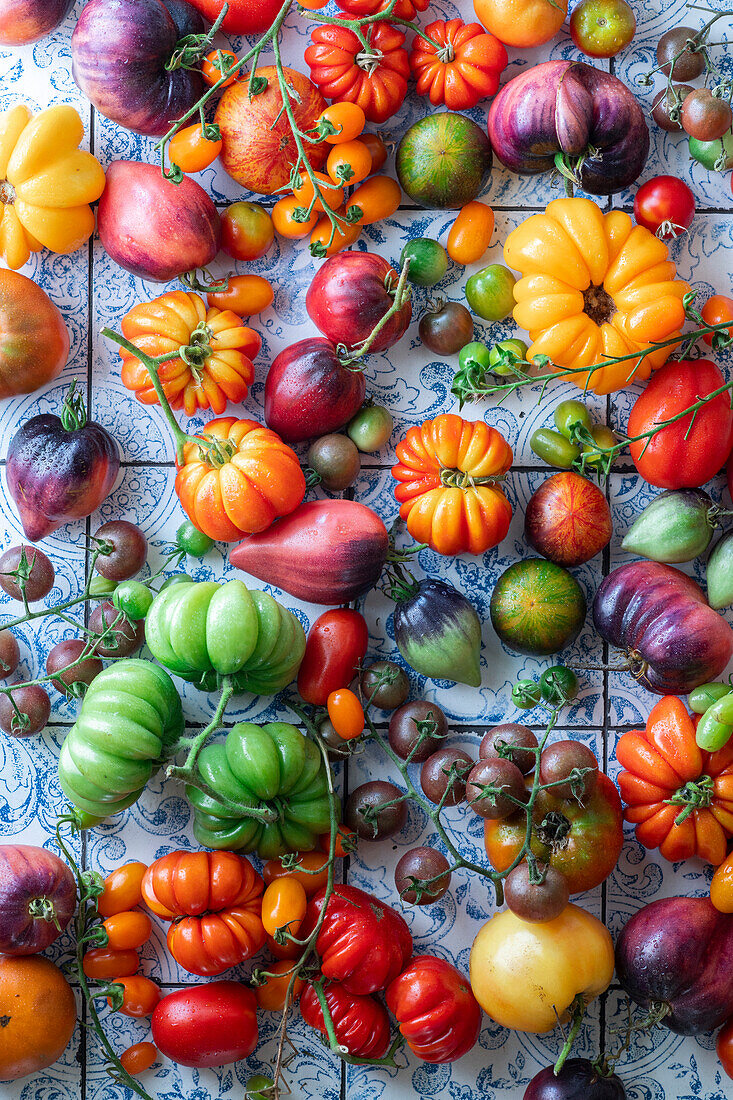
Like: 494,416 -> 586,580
627,359 -> 733,488
202,48 -> 240,89
711,850 -> 733,912
569,0 -> 636,58
292,171 -> 344,215
98,863 -> 148,917
300,982 -> 391,1058
306,23 -> 410,124
220,202 -> 274,262
186,0 -> 284,33
168,124 -> 222,174
347,175 -> 402,225
261,877 -> 307,938
718,1018 -> 733,1080
82,947 -> 139,980
358,132 -> 388,173
348,405 -> 393,452
263,852 -> 330,896
339,0 -> 429,13
310,212 -> 362,257
272,195 -> 319,239
319,102 -> 366,144
702,294 -> 733,347
297,608 -> 369,705
400,238 -> 448,287
465,264 -> 517,321
447,201 -> 494,264
386,955 -> 481,1062
0,271 -> 69,400
207,274 -> 274,316
682,88 -> 733,142
633,176 -> 695,240
175,520 -> 213,558
103,911 -> 152,951
299,0 -> 328,7
152,982 -> 258,1068
327,140 -> 373,186
266,932 -> 301,960
0,955 -> 76,1081
120,1042 -> 158,1076
473,0 -> 568,47
410,19 -> 507,110
255,960 -> 304,1011
109,975 -> 161,1018
318,824 -> 357,857
327,688 -> 365,741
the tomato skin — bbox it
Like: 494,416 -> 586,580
152,982 -> 258,1068
0,271 -> 69,399
410,19 -> 508,110
702,294 -> 733,347
293,171 -> 344,215
306,23 -> 410,125
447,201 -> 495,264
474,0 -> 567,47
300,982 -> 391,1057
206,274 -> 274,317
255,960 -> 304,1011
358,132 -> 388,172
220,202 -> 274,261
348,175 -> 402,225
272,195 -> 319,239
109,975 -> 161,1018
633,176 -> 695,239
168,124 -> 222,173
186,0 -> 283,33
386,955 -> 481,1062
120,1042 -> 158,1076
711,851 -> 733,912
103,911 -> 152,951
202,49 -> 239,89
310,213 -> 362,256
261,877 -> 308,938
263,852 -> 330,896
297,608 -> 369,705
320,102 -> 366,144
82,947 -> 139,980
318,824 -> 357,857
717,1017 -> 733,1079
327,688 -> 365,741
327,140 -> 373,186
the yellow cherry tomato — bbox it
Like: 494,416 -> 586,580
447,201 -> 495,265
347,175 -> 402,225
272,194 -> 320,239
102,910 -> 152,951
310,211 -> 362,257
261,877 -> 308,939
293,170 -> 344,214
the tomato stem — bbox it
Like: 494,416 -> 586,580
554,993 -> 587,1075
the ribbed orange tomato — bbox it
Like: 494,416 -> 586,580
392,414 -> 513,555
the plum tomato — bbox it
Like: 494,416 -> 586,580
569,0 -> 636,58
681,88 -> 733,142
319,102 -> 366,144
479,723 -> 538,775
466,759 -> 527,819
345,780 -> 407,839
98,862 -> 148,918
539,740 -> 599,800
307,434 -> 361,491
0,630 -> 20,680
120,1041 -> 158,1076
207,274 -> 274,316
465,264 -> 516,322
0,683 -> 50,736
359,661 -> 410,711
419,301 -> 474,355
168,124 -> 222,174
347,405 -> 393,452
388,701 -> 449,761
420,747 -> 474,806
530,428 -> 581,469
93,521 -> 147,581
656,26 -> 705,79
0,545 -> 54,602
327,688 -> 365,741
503,862 -> 569,923
103,910 -> 153,951
400,238 -> 449,287
46,639 -> 103,698
394,846 -> 451,905
220,202 -> 274,262
110,975 -> 161,1018
633,176 -> 696,239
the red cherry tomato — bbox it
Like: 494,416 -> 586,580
297,608 -> 369,705
633,176 -> 695,239
120,1042 -> 158,1076
718,1017 -> 733,1079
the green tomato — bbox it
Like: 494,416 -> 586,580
400,238 -> 449,287
539,665 -> 579,705
459,340 -> 492,375
530,428 -> 581,469
488,338 -> 529,376
553,399 -> 593,441
512,679 -> 541,710
247,1077 -> 275,1100
689,131 -> 733,171
581,425 -> 617,467
465,264 -> 517,322
112,580 -> 154,620
176,520 -> 214,558
88,576 -> 117,598
159,573 -> 193,591
689,682 -> 732,714
696,696 -> 733,751
347,405 -> 393,452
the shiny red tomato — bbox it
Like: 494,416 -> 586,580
717,1017 -> 733,1080
151,982 -> 258,1068
300,982 -> 390,1058
305,23 -> 410,124
386,955 -> 481,1062
633,176 -> 695,239
297,608 -> 369,705
186,0 -> 283,33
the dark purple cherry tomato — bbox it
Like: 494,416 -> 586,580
394,846 -> 451,905
0,684 -> 51,736
656,27 -> 705,80
466,758 -> 527,819
539,740 -> 599,800
0,631 -> 20,680
0,545 -> 54,603
89,602 -> 145,658
344,781 -> 407,840
46,640 -> 103,698
504,862 -> 569,923
388,701 -> 448,762
420,748 -> 474,806
479,723 -> 538,775
681,88 -> 733,142
93,521 -> 147,581
359,661 -> 410,711
651,84 -> 694,131
523,1058 -> 626,1099
419,301 -> 474,356
307,434 -> 361,492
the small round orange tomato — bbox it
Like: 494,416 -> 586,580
83,947 -> 139,980
319,102 -> 366,144
221,201 -> 274,261
293,171 -> 344,214
103,911 -> 152,951
207,274 -> 274,316
318,824 -> 357,857
702,294 -> 733,347
254,960 -> 305,1011
272,194 -> 320,239
262,852 -> 329,897
711,850 -> 733,912
327,688 -> 364,741
347,175 -> 402,226
202,48 -> 240,89
120,1042 -> 158,1076
98,863 -> 147,917
358,132 -> 388,174
261,877 -> 307,939
168,123 -> 222,174
109,975 -> 161,1018
447,201 -> 495,265
327,140 -> 373,186
310,212 -> 361,257
473,0 -> 568,48
266,932 -> 301,960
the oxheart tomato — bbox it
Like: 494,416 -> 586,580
729,452 -> 733,502
185,0 -> 283,33
151,982 -> 258,1068
306,252 -> 412,353
627,359 -> 733,488
300,982 -> 391,1058
297,608 -> 369,705
633,175 -> 695,240
0,271 -> 69,399
385,955 -> 481,1062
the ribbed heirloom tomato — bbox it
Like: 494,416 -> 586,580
386,955 -> 482,1062
306,23 -> 410,124
300,983 -> 391,1057
410,20 -> 508,110
339,0 -> 429,14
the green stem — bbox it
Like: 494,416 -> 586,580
311,980 -> 404,1067
338,260 -> 412,365
168,678 -> 234,772
554,993 -> 587,1075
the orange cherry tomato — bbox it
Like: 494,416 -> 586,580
207,274 -> 274,316
98,864 -> 147,918
82,947 -> 139,980
261,877 -> 307,938
347,175 -> 402,225
327,140 -> 373,186
109,975 -> 162,1018
318,824 -> 358,857
319,102 -> 366,144
711,850 -> 733,912
702,294 -> 733,347
168,123 -> 222,174
103,911 -> 152,951
255,960 -> 305,1011
447,200 -> 495,265
272,194 -> 320,239
358,132 -> 388,174
262,852 -> 330,897
202,48 -> 240,89
266,932 -> 301,960
299,0 -> 329,7
120,1042 -> 158,1076
310,211 -> 362,257
327,688 -> 364,741
293,170 -> 345,214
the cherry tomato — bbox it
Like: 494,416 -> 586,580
319,102 -> 366,144
83,947 -> 139,980
465,264 -> 517,322
261,877 -> 308,938
717,1017 -> 733,1080
633,176 -> 695,239
175,520 -> 214,558
109,975 -> 162,1018
98,863 -> 148,917
202,48 -> 240,88
254,960 -> 305,1011
310,213 -> 361,257
447,201 -> 495,265
327,688 -> 365,740
347,405 -> 393,452
681,88 -> 733,142
569,0 -> 636,58
266,932 -> 301,960
347,175 -> 401,225
272,195 -> 320,239
112,581 -> 153,621
207,274 -> 274,316
297,608 -> 369,706
103,911 -> 152,951
318,824 -> 357,857
702,295 -> 733,347
358,132 -> 388,173
168,123 -> 222,173
327,140 -> 373,186
220,202 -> 274,261
120,1042 -> 158,1076
293,171 -> 344,214
298,0 -> 328,8
262,852 -> 330,897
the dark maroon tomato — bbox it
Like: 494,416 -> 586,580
479,723 -> 538,775
0,545 -> 54,603
651,84 -> 694,131
319,717 -> 352,759
523,1059 -> 626,1099
656,27 -> 705,80
388,701 -> 449,762
466,758 -> 527,819
420,748 -> 474,806
0,684 -> 51,736
394,846 -> 451,905
0,631 -> 20,680
46,639 -> 103,698
93,520 -> 147,581
307,434 -> 361,492
306,252 -> 412,354
344,781 -> 407,840
539,740 -> 599,800
681,88 -> 733,142
88,602 -> 145,657
419,302 -> 473,356
359,661 -> 410,712
264,337 -> 366,444
504,862 -> 569,923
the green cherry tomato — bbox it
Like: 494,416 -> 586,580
553,399 -> 593,440
539,665 -> 579,705
581,425 -> 617,467
458,340 -> 492,374
488,338 -> 529,376
112,580 -> 154,620
347,405 -> 394,452
247,1076 -> 275,1099
159,573 -> 194,591
512,679 -> 541,710
530,428 -> 581,469
689,131 -> 733,171
689,682 -> 732,714
696,702 -> 733,751
465,264 -> 517,322
89,576 -> 118,598
176,520 -> 214,558
400,238 -> 449,287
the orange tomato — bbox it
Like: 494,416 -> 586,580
207,274 -> 274,316
327,688 -> 365,740
82,947 -> 139,980
293,170 -> 345,214
447,201 -> 495,264
255,960 -> 305,1011
319,824 -> 357,857
711,850 -> 733,912
298,0 -> 329,7
120,1042 -> 158,1076
310,211 -> 362,257
202,48 -> 240,88
347,174 -> 402,225
98,863 -> 147,917
473,0 -> 568,47
103,911 -> 152,951
272,194 -> 320,239
702,294 -> 733,347
109,975 -> 161,1018
0,955 -> 76,1081
168,123 -> 222,173
266,932 -> 301,959
262,852 -> 330,896
261,877 -> 307,938
358,132 -> 388,173
327,139 -> 373,186
320,102 -> 366,144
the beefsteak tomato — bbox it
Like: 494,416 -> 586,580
186,0 -> 283,33
306,23 -> 410,124
0,271 -> 68,399
297,608 -> 369,706
386,955 -> 481,1062
410,20 -> 508,110
300,982 -> 391,1058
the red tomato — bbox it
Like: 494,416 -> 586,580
186,0 -> 283,33
717,1017 -> 733,1079
300,982 -> 391,1057
306,23 -> 410,124
729,453 -> 733,503
633,176 -> 696,239
702,294 -> 733,347
409,19 -> 508,110
386,955 -> 482,1063
262,852 -> 329,896
297,608 -> 369,705
318,824 -> 357,858
627,359 -> 733,488
151,982 -> 258,1068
